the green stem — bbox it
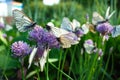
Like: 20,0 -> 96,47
46,53 -> 49,80
57,50 -> 63,80
59,49 -> 68,80
67,46 -> 77,80
87,53 -> 98,80
50,62 -> 73,80
101,51 -> 111,80
37,67 -> 40,80
34,0 -> 38,22
20,58 -> 25,80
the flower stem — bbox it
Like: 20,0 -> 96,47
59,49 -> 68,80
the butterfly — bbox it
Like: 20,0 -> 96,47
61,17 -> 80,32
61,17 -> 94,35
111,25 -> 120,38
46,22 -> 79,48
28,47 -> 50,72
13,9 -> 36,32
83,40 -> 96,54
92,7 -> 115,25
81,14 -> 96,34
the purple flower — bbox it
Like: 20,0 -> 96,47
2,34 -> 7,38
85,39 -> 94,45
98,49 -> 103,60
44,32 -> 60,48
98,49 -> 103,56
0,22 -> 4,29
29,25 -> 44,42
96,22 -> 113,35
75,29 -> 84,37
11,41 -> 31,57
29,25 -> 60,49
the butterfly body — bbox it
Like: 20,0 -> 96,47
24,22 -> 36,30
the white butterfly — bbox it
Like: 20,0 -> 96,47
46,22 -> 79,48
84,40 -> 95,54
61,17 -> 94,35
13,9 -> 36,32
92,7 -> 115,25
61,17 -> 80,32
111,25 -> 120,38
28,47 -> 50,72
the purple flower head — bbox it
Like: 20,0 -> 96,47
98,49 -> 103,56
29,25 -> 44,42
2,34 -> 7,38
85,39 -> 94,45
43,32 -> 60,48
75,29 -> 84,37
96,22 -> 113,35
29,25 -> 60,49
0,22 -> 4,29
11,41 -> 31,57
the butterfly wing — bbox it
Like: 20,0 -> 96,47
46,22 -> 79,48
39,48 -> 50,72
81,24 -> 89,34
72,19 -> 80,31
92,12 -> 105,25
111,25 -> 120,37
61,17 -> 73,32
46,22 -> 69,37
84,43 -> 95,54
13,9 -> 35,32
60,33 -> 79,48
28,47 -> 38,69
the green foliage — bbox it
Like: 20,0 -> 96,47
24,1 -> 86,26
0,0 -> 120,80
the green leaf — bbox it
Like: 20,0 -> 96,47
0,53 -> 20,70
0,31 -> 8,46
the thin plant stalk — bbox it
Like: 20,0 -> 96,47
50,62 -> 73,80
67,45 -> 77,80
57,50 -> 63,80
59,49 -> 68,80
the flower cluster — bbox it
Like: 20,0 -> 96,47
11,41 -> 31,57
96,22 -> 113,35
29,25 -> 60,49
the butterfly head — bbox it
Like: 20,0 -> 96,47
46,22 -> 54,31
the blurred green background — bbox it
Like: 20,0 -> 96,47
0,0 -> 120,80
